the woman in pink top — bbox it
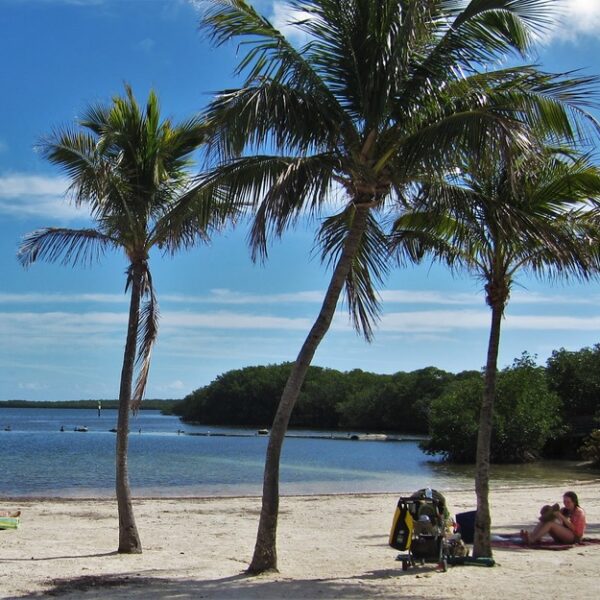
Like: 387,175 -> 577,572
522,491 -> 586,545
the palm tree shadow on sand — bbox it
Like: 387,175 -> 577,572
16,572 -> 433,599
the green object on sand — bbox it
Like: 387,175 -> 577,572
0,513 -> 20,530
447,556 -> 495,567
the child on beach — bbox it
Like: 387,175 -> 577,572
521,491 -> 586,545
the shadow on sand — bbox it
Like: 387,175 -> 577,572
2,551 -> 118,562
13,570 -> 445,599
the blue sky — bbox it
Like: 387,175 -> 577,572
2,0 -> 600,401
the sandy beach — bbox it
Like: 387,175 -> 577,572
1,481 -> 599,599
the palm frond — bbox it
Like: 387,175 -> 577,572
200,0 -> 335,96
132,268 -> 159,411
152,173 -> 244,252
380,65 -> 600,179
295,0 -> 407,122
390,203 -> 487,274
450,0 -> 554,58
39,129 -> 107,209
171,152 -> 338,260
203,80 -> 347,160
249,153 -> 340,260
527,154 -> 600,208
383,107 -> 524,179
18,228 -> 115,268
391,143 -> 600,309
490,70 -> 600,144
317,207 -> 389,341
393,0 -> 554,111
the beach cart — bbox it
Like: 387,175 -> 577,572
389,488 -> 450,572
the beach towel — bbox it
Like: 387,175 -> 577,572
0,510 -> 21,530
0,517 -> 20,530
491,536 -> 600,551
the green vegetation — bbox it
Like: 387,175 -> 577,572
580,430 -> 600,466
0,399 -> 178,413
173,363 -> 476,434
422,354 -> 563,463
546,344 -> 600,417
175,345 -> 599,462
544,344 -> 600,458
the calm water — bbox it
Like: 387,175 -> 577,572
1,408 -> 597,498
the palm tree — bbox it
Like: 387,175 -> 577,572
18,86 -> 218,553
198,0 -> 597,572
390,147 -> 600,558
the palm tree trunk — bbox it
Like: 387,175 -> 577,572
472,298 -> 504,559
116,263 -> 143,554
248,206 -> 370,574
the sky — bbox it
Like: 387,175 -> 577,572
2,0 -> 600,402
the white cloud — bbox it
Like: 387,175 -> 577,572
380,309 -> 488,333
0,309 -> 309,346
378,309 -> 600,333
18,381 -> 48,391
156,379 -> 186,392
544,0 -> 600,42
504,314 -> 600,330
161,310 -> 312,331
270,1 -> 312,44
3,305 -> 598,348
1,287 -> 592,310
380,290 -> 481,305
0,311 -> 126,340
160,0 -> 190,21
0,293 -> 126,304
185,288 -> 596,307
167,288 -> 325,305
0,174 -> 67,197
136,38 -> 156,53
0,174 -> 90,221
509,290 -> 598,305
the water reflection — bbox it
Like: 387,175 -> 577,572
430,458 -> 599,487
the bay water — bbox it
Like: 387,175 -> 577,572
1,408 -> 597,498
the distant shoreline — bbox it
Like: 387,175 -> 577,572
0,399 -> 178,411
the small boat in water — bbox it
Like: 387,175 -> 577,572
73,426 -> 88,432
3,425 -> 11,431
257,429 -> 269,435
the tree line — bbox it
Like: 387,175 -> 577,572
174,345 -> 600,462
0,399 -> 178,412
174,363 -> 466,433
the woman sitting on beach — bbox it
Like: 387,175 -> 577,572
521,491 -> 586,545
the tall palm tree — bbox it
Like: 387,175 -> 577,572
18,86 -> 218,553
390,147 -> 600,558
198,0 -> 597,572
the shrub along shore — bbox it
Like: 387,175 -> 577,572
175,345 -> 600,464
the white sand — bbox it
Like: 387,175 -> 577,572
1,481 -> 599,599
